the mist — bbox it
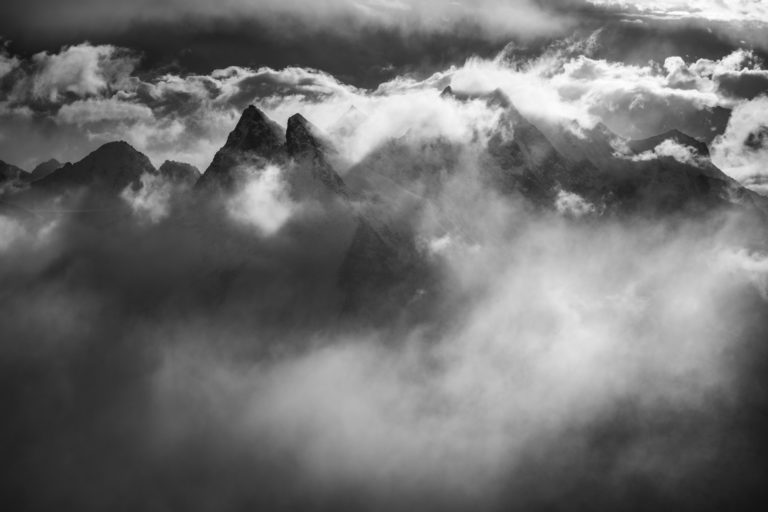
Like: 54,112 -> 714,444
3,101 -> 768,512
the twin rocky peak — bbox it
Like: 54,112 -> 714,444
196,106 -> 346,196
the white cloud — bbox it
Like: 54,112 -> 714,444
0,52 -> 19,80
588,0 -> 768,23
57,97 -> 154,124
555,190 -> 597,216
120,173 -> 174,224
0,215 -> 59,252
719,248 -> 768,299
28,43 -> 137,102
227,164 -> 298,235
711,96 -> 768,187
630,139 -> 699,164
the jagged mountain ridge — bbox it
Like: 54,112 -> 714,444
196,106 -> 347,199
2,98 -> 764,320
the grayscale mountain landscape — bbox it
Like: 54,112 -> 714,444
2,1 -> 768,511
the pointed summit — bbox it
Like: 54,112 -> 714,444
285,113 -> 346,196
286,114 -> 331,158
225,105 -> 286,156
628,129 -> 710,157
197,106 -> 287,191
30,159 -> 63,181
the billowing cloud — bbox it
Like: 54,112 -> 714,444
57,97 -> 155,124
25,43 -> 137,103
630,139 -> 700,164
711,95 -> 768,190
227,164 -> 299,235
588,0 -> 768,23
555,189 -> 598,216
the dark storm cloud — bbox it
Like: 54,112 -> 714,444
0,0 -> 579,36
0,1 -> 592,91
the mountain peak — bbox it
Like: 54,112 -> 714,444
159,160 -> 201,185
196,106 -> 287,190
286,113 -> 328,157
628,128 -> 709,157
34,140 -> 155,193
224,105 -> 286,155
30,159 -> 63,181
285,113 -> 346,196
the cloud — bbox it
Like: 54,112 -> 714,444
0,0 -> 576,41
720,248 -> 768,299
0,213 -> 58,252
711,95 -> 768,188
3,41 -> 768,508
587,0 -> 768,24
26,43 -> 137,103
0,51 -> 18,80
555,189 -> 598,216
629,139 -> 700,164
120,173 -> 174,224
227,164 -> 299,235
57,97 -> 155,124
2,38 -> 768,187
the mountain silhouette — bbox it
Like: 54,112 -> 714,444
29,159 -> 64,181
0,160 -> 28,191
628,129 -> 710,157
34,141 -> 155,195
196,105 -> 287,190
158,160 -> 200,186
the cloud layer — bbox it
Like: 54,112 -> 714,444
3,36 -> 768,190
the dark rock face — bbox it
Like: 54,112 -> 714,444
488,107 -> 600,202
628,129 -> 710,157
196,105 -> 287,191
29,159 -> 63,181
158,160 -> 200,186
1,160 -> 27,184
338,215 -> 433,319
745,126 -> 768,151
33,141 -> 155,195
224,105 -> 287,156
502,105 -> 737,214
285,113 -> 346,197
196,106 -> 347,198
0,160 -> 29,197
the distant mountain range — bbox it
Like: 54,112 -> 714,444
2,88 -> 765,317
